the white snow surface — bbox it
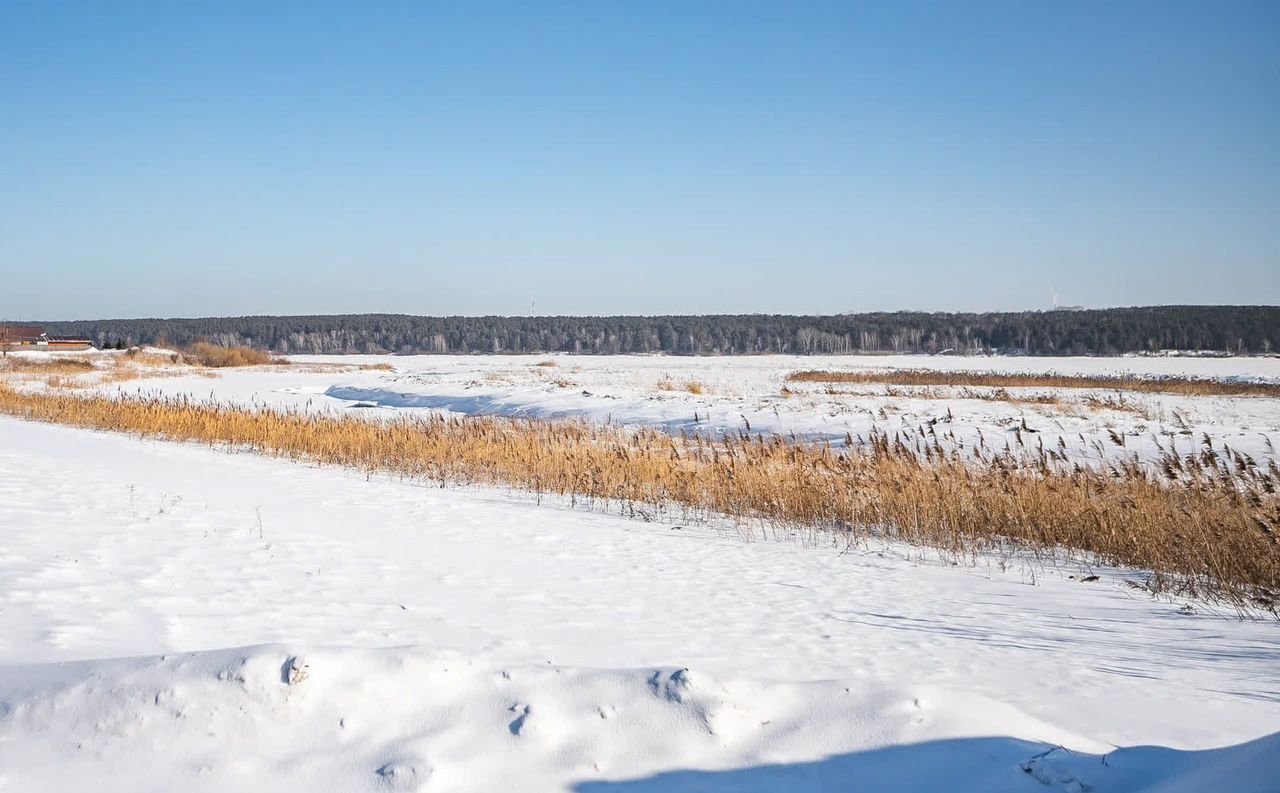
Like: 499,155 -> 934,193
3,353 -> 1280,790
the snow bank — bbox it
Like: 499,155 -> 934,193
3,417 -> 1278,749
2,644 -> 1274,792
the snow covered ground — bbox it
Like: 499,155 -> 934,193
2,353 -> 1280,790
75,352 -> 1280,472
2,414 -> 1280,790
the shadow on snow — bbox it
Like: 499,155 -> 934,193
571,733 -> 1280,793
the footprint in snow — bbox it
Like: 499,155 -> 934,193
508,704 -> 532,735
377,759 -> 432,790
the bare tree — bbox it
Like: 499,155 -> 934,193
0,324 -> 13,357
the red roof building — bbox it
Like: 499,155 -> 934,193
1,325 -> 94,351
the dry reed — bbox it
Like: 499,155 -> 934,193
867,385 -> 1062,407
0,383 -> 1275,613
182,343 -> 280,368
0,357 -> 96,374
789,369 -> 1280,398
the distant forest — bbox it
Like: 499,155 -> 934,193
35,306 -> 1280,356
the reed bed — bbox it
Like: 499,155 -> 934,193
789,369 -> 1280,398
0,356 -> 96,374
182,343 -> 281,368
0,384 -> 1276,613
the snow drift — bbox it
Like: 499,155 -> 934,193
2,644 -> 1275,793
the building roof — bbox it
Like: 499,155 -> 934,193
2,325 -> 46,341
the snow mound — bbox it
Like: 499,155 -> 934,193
1,644 -> 1273,792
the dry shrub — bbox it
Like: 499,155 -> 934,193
1080,393 -> 1166,422
534,360 -> 559,368
657,377 -> 705,394
183,343 -> 279,368
789,369 -> 1280,398
125,349 -> 181,367
0,383 -> 1276,614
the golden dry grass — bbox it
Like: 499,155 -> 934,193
0,356 -> 96,374
1,350 -> 225,388
658,377 -> 707,395
0,383 -> 1275,613
182,343 -> 280,368
124,349 -> 181,367
789,369 -> 1280,398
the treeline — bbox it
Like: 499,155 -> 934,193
33,306 -> 1280,356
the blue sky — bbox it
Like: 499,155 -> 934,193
1,1 -> 1276,319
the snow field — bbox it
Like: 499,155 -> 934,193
2,353 -> 1279,790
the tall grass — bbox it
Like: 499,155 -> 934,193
0,357 -> 96,374
789,369 -> 1280,398
0,383 -> 1275,613
182,343 -> 279,368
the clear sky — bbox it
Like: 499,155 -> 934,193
1,1 -> 1277,319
